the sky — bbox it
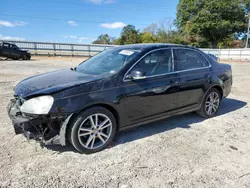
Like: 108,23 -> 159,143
0,0 -> 179,44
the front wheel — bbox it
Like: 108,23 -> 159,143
197,88 -> 221,118
67,106 -> 117,154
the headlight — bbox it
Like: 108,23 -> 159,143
20,96 -> 54,115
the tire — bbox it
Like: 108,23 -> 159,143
67,106 -> 117,154
22,55 -> 29,60
197,88 -> 222,118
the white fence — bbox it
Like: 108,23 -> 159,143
1,39 -> 250,61
0,39 -> 114,57
201,49 -> 250,61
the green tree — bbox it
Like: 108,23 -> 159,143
116,25 -> 141,44
156,29 -> 186,44
92,34 -> 111,44
141,32 -> 157,43
176,0 -> 247,48
156,29 -> 169,43
143,23 -> 158,35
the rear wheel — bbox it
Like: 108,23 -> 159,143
22,55 -> 29,60
197,88 -> 221,118
67,106 -> 117,154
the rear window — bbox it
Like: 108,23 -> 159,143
174,49 -> 210,71
3,43 -> 9,48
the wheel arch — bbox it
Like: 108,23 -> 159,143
199,84 -> 224,107
211,85 -> 223,98
59,102 -> 120,146
81,103 -> 120,128
197,84 -> 223,118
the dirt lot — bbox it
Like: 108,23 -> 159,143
0,58 -> 250,188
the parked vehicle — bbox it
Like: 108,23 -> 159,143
7,44 -> 232,154
0,42 -> 31,60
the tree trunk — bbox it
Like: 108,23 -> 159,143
212,40 -> 218,49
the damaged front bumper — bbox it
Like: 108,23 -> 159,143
7,98 -> 72,146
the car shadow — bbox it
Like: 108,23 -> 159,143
45,143 -> 78,153
46,98 -> 247,154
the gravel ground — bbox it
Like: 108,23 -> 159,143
0,58 -> 250,188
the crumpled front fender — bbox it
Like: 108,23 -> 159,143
59,113 -> 74,146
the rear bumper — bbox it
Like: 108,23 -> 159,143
7,99 -> 69,145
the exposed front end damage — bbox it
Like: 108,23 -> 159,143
7,97 -> 71,146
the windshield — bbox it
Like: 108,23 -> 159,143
76,48 -> 140,75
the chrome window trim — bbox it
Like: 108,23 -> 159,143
171,48 -> 175,71
123,47 -> 212,82
172,47 -> 212,73
123,48 -> 175,82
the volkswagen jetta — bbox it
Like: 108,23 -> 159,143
7,44 -> 232,154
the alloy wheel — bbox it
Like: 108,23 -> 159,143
205,92 -> 220,115
77,113 -> 112,150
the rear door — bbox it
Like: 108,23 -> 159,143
123,48 -> 180,125
173,48 -> 211,109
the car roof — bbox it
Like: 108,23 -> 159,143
1,42 -> 13,45
112,43 -> 192,52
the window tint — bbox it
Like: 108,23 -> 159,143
174,49 -> 209,71
129,49 -> 173,76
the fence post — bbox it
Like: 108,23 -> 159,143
88,45 -> 91,57
71,44 -> 74,57
53,43 -> 56,56
34,42 -> 37,56
240,49 -> 242,62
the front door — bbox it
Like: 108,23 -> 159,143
123,48 -> 180,125
173,48 -> 211,109
9,44 -> 20,59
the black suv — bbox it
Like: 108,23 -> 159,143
7,44 -> 232,154
0,42 -> 31,60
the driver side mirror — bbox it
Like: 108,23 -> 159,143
126,70 -> 146,81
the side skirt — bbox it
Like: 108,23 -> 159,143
119,106 -> 201,132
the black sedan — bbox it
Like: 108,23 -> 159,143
0,42 -> 31,60
7,44 -> 232,154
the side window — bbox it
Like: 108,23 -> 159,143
129,49 -> 173,76
174,49 -> 209,71
13,45 -> 19,50
3,43 -> 9,48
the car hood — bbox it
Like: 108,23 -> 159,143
14,69 -> 102,98
21,50 -> 30,54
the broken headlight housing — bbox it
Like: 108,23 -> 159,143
20,96 -> 54,115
